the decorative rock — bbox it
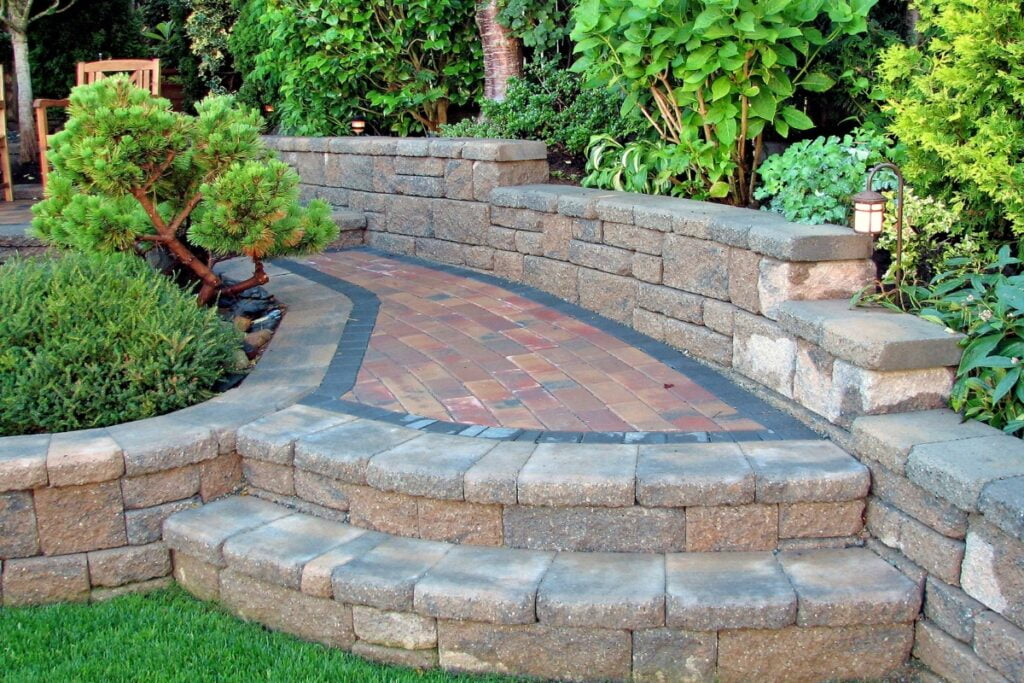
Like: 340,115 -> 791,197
636,443 -> 754,507
516,444 -> 637,507
437,621 -> 631,682
665,552 -> 796,630
741,440 -> 869,503
86,542 -> 171,587
220,569 -> 355,648
352,605 -> 437,649
46,429 -> 123,487
685,504 -> 778,552
365,434 -> 493,500
631,628 -> 717,683
906,435 -> 1024,512
120,466 -> 200,510
718,623 -> 913,683
238,405 -> 353,465
779,548 -> 920,626
294,420 -> 419,485
1,554 -> 90,606
0,434 -> 49,492
503,505 -> 686,553
537,552 -> 665,629
0,491 -> 39,558
162,496 -> 291,566
331,535 -> 449,611
414,545 -> 552,625
34,480 -> 127,555
223,514 -> 363,589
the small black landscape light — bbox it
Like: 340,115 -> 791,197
853,163 -> 906,292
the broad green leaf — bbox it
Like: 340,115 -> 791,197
799,72 -> 836,92
709,181 -> 731,198
711,76 -> 732,100
781,106 -> 813,129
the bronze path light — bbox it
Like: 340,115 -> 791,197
853,162 -> 906,293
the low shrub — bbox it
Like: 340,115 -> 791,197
0,252 -> 240,436
860,246 -> 1024,436
441,60 -> 646,155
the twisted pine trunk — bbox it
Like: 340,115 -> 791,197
475,0 -> 522,101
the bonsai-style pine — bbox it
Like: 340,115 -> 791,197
32,77 -> 338,305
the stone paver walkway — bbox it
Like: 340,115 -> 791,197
308,250 -> 797,436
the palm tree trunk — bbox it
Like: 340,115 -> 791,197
9,27 -> 38,164
475,0 -> 522,101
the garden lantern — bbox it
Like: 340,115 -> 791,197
853,162 -> 906,291
351,119 -> 366,135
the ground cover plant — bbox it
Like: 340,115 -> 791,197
0,586 -> 520,682
30,77 -> 337,306
0,252 -> 239,435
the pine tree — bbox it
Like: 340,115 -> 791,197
31,77 -> 337,304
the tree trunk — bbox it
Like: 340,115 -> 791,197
9,27 -> 38,165
475,0 -> 522,101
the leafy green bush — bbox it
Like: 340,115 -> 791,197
862,247 -> 1024,435
139,0 -> 207,111
228,0 -> 278,115
497,0 -> 575,61
0,253 -> 240,436
31,77 -> 337,306
754,127 -> 894,225
247,0 -> 482,135
570,0 -> 873,205
583,136 -> 707,198
184,0 -> 238,93
441,61 -> 646,155
879,0 -> 1024,240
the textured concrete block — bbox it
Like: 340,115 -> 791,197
237,405 -> 353,465
0,491 -> 39,558
121,466 -> 200,509
437,621 -> 631,682
199,452 -> 242,502
1,553 -> 90,605
352,604 -> 436,649
975,611 -> 1024,681
365,434 -> 493,500
758,259 -> 874,320
603,221 -> 664,255
741,440 -> 869,503
517,444 -> 637,507
718,624 -> 913,683
828,361 -> 954,426
463,442 -> 535,505
351,641 -> 438,669
537,552 -> 665,629
432,199 -> 489,246
778,500 -> 864,539
162,496 -> 291,566
125,497 -> 200,545
907,436 -> 1024,512
243,459 -> 295,496
109,417 -> 218,476
300,531 -> 387,598
632,252 -> 663,284
417,499 -> 503,546
223,514 -> 363,589
172,551 -> 220,601
870,461 -> 967,539
34,480 -> 126,555
962,520 -> 1024,629
636,443 -> 753,507
780,548 -> 921,626
703,299 -> 738,336
0,434 -> 49,492
331,536 -> 449,611
662,318 -> 733,367
523,256 -> 578,302
87,542 -> 170,587
568,240 -> 632,276
294,469 -> 350,511
346,486 -> 419,536
981,476 -> 1024,544
925,576 -> 988,643
732,313 -> 796,398
851,409 -> 995,475
666,552 -> 795,630
866,499 -> 965,585
221,569 -> 355,648
662,235 -> 729,299
685,504 -> 778,552
632,628 -> 717,683
472,160 -> 549,202
46,429 -> 123,487
728,247 -> 761,313
415,545 -> 552,624
503,505 -> 686,552
91,576 -> 174,602
577,268 -> 638,324
913,620 -> 1007,683
294,420 -> 419,485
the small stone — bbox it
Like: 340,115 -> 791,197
244,329 -> 274,350
352,605 -> 437,649
2,554 -> 90,605
34,480 -> 127,555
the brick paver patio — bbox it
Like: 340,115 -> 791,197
311,250 -> 774,434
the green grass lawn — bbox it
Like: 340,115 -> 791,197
0,586 -> 516,682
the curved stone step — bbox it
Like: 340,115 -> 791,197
164,495 -> 921,682
235,406 -> 869,553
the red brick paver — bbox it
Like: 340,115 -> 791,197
308,251 -> 769,433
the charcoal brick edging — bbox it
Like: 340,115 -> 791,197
0,260 -> 351,605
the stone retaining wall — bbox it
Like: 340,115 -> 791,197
0,262 -> 350,605
264,135 -> 961,430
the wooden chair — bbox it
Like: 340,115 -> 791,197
0,65 -> 14,202
34,59 -> 160,190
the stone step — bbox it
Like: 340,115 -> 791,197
235,406 -> 870,553
331,208 -> 367,232
164,495 -> 922,682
